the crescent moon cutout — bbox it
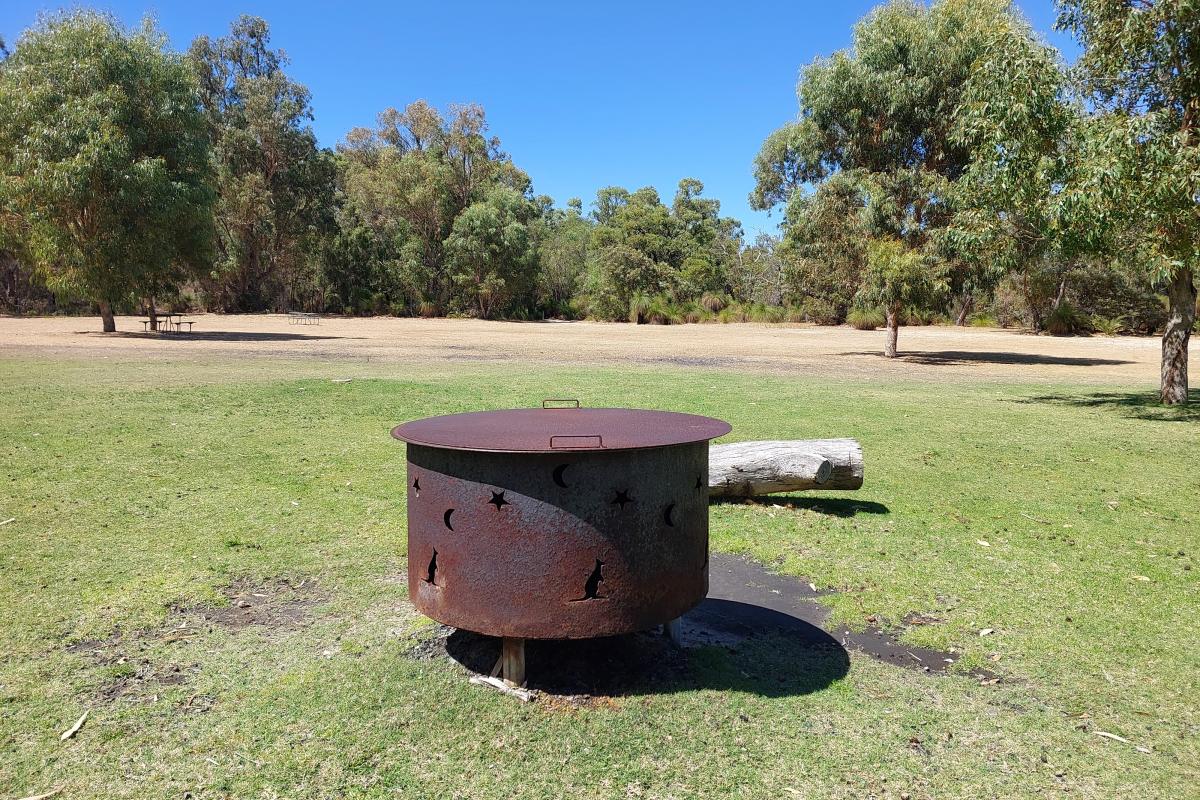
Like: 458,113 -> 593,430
443,508 -> 455,531
552,463 -> 570,488
664,502 -> 676,527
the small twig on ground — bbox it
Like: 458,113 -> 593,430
59,709 -> 88,741
469,675 -> 534,702
1095,730 -> 1151,753
17,789 -> 62,800
1019,512 -> 1052,525
0,517 -> 15,526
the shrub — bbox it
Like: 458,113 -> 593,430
795,297 -> 841,325
903,307 -> 946,326
700,292 -> 729,313
628,293 -> 652,324
847,307 -> 885,330
682,303 -> 710,324
417,300 -> 440,318
1090,315 -> 1125,336
762,305 -> 787,323
1045,301 -> 1086,335
968,313 -> 998,328
644,297 -> 670,325
783,306 -> 807,323
990,278 -> 1026,328
718,305 -> 748,323
744,303 -> 771,322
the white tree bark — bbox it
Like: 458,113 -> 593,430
709,439 -> 864,497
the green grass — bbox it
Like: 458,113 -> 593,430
1,356 -> 1197,799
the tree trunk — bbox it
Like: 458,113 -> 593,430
709,439 -> 864,497
98,300 -> 116,333
955,293 -> 973,326
1161,267 -> 1195,405
1052,278 -> 1067,310
884,306 -> 899,358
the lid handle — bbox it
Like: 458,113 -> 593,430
542,399 -> 580,409
550,434 -> 604,449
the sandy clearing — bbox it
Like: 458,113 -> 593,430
0,313 -> 1180,386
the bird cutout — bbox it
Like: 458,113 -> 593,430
695,474 -> 703,490
412,476 -> 421,494
552,463 -> 570,488
443,508 -> 455,530
611,489 -> 633,509
572,559 -> 605,601
488,490 -> 510,510
425,549 -> 438,585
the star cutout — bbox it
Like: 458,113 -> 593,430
612,489 -> 633,509
488,490 -> 510,510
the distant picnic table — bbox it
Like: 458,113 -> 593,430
288,311 -> 320,325
141,311 -> 196,333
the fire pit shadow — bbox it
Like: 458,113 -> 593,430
443,597 -> 849,699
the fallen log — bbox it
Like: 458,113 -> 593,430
709,439 -> 864,497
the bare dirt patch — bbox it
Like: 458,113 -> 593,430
66,576 -> 324,704
173,576 -> 325,633
1,313 -> 1183,386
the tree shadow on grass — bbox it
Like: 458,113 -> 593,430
96,331 -> 355,343
1017,390 -> 1200,422
712,497 -> 890,517
838,350 -> 1132,367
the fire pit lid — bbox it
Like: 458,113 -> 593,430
392,406 -> 730,453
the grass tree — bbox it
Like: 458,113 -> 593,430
1058,0 -> 1199,404
859,238 -> 947,358
0,11 -> 214,332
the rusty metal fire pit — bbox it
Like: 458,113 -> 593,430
392,400 -> 731,685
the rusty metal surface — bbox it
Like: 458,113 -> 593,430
405,442 -> 713,639
393,407 -> 731,453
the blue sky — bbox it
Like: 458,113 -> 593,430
1,1 -> 1079,237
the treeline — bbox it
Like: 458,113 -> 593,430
0,13 -> 745,324
0,2 -> 1196,402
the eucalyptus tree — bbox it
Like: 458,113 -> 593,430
1057,0 -> 1199,404
0,11 -> 213,332
445,186 -> 540,318
947,9 -> 1078,330
536,199 -> 592,316
859,239 -> 948,357
730,233 -> 787,307
778,172 -> 871,316
189,16 -> 335,312
338,101 -> 531,312
751,0 -> 1032,350
585,179 -> 741,319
